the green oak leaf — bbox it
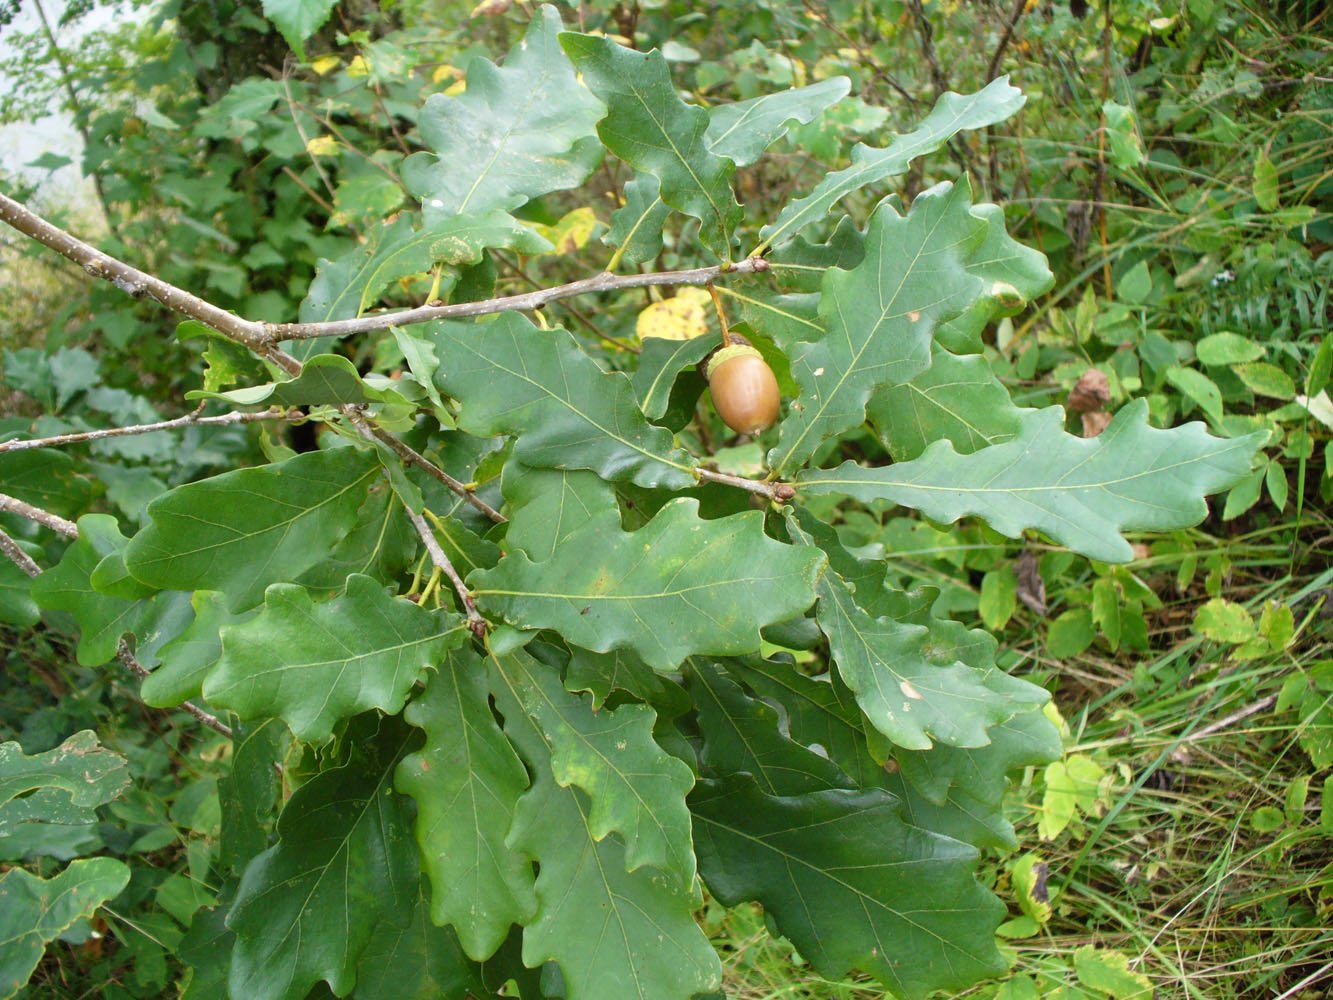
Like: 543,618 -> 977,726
178,321 -> 271,394
125,447 -> 380,611
798,401 -> 1265,562
0,732 -> 129,847
732,654 -> 1060,848
218,719 -> 288,875
178,895 -> 234,1000
888,705 -> 1063,850
755,76 -> 1024,252
705,77 -> 851,167
564,645 -> 687,712
867,344 -> 1030,461
396,649 -> 537,961
300,216 -> 411,324
0,858 -> 131,998
227,728 -> 418,1000
562,32 -> 742,259
0,448 -> 94,518
472,498 -> 825,672
30,514 -> 193,667
503,651 -> 697,890
0,541 -> 40,627
187,354 -> 412,409
430,315 -> 695,490
601,79 -> 848,266
404,7 -> 604,220
500,461 -> 618,563
491,651 -> 722,1000
929,201 -> 1053,354
204,574 -> 465,743
603,173 -> 671,267
686,660 -> 1009,997
632,334 -> 715,421
687,661 -> 1007,997
769,179 -> 1040,474
689,658 -> 851,795
141,592 -> 251,708
724,655 -> 893,790
690,774 -> 1006,1000
295,480 -> 418,591
354,882 -> 539,1000
300,213 -> 552,325
816,569 -> 1020,750
259,0 -> 336,58
787,508 -> 1046,750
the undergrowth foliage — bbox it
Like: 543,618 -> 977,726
0,6 -> 1267,1000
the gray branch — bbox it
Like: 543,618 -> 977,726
0,407 -> 300,454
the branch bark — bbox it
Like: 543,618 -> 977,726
0,492 -> 79,538
0,407 -> 300,453
0,190 -> 301,376
403,504 -> 489,638
262,257 -> 771,342
0,188 -> 768,352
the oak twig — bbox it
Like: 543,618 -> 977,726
117,640 -> 234,739
404,505 -> 489,638
263,257 -> 771,342
0,407 -> 299,453
0,190 -> 768,354
0,493 -> 79,538
695,467 -> 796,503
342,408 -> 507,524
0,190 -> 302,375
0,528 -> 42,577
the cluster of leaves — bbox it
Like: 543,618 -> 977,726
0,2 -> 1282,999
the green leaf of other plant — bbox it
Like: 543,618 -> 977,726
259,0 -> 336,59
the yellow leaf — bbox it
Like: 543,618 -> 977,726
305,135 -> 339,157
636,288 -> 712,341
444,78 -> 467,97
432,64 -> 462,84
533,207 -> 599,255
310,55 -> 341,76
346,55 -> 368,78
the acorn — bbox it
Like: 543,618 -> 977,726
705,335 -> 781,435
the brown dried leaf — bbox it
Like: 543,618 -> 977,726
1068,368 -> 1110,413
1081,410 -> 1113,438
1016,548 -> 1047,617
